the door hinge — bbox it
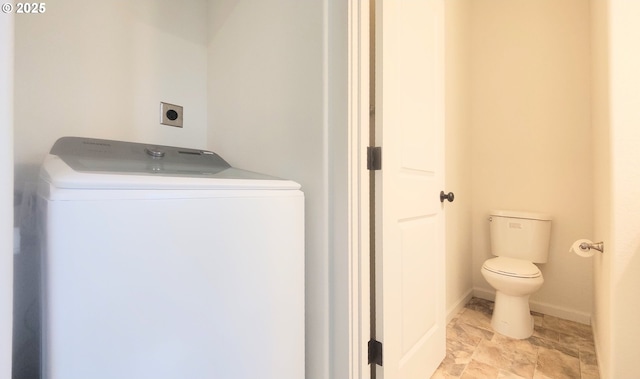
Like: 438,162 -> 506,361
368,339 -> 383,366
367,146 -> 382,170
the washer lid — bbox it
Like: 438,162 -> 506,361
40,137 -> 301,191
50,136 -> 233,177
482,257 -> 542,278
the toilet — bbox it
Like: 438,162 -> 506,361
481,210 -> 551,339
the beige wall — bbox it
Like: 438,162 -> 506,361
469,0 -> 593,322
14,0 -> 209,189
444,0 -> 473,320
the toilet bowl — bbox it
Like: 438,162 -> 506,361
481,257 -> 544,339
482,210 -> 551,339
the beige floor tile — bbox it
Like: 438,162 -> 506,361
506,354 -> 537,379
498,370 -> 528,379
559,331 -> 596,354
580,350 -> 598,366
527,334 -> 579,358
535,346 -> 581,379
532,313 -> 544,328
458,308 -> 493,332
492,333 -> 538,357
460,359 -> 499,379
472,339 -> 537,378
472,339 -> 513,370
488,334 -> 538,379
465,297 -> 494,316
448,320 -> 494,348
580,350 -> 600,379
446,338 -> 475,366
431,355 -> 466,379
580,364 -> 601,379
531,324 -> 560,342
532,369 -> 554,379
435,298 -> 599,379
542,315 -> 592,339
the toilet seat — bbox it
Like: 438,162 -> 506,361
482,257 -> 541,279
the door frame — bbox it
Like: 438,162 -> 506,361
0,8 -> 15,378
345,1 -> 446,377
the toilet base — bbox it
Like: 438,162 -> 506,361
491,291 -> 534,339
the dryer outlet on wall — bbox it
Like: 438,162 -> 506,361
160,102 -> 183,128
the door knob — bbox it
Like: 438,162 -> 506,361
440,191 -> 454,203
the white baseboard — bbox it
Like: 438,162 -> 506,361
529,300 -> 592,325
472,286 -> 592,325
446,289 -> 474,323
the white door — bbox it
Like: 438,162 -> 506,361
375,0 -> 445,378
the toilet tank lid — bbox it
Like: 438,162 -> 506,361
490,210 -> 552,221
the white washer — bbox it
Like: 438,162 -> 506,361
38,137 -> 305,379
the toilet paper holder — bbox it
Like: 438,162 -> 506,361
580,241 -> 604,253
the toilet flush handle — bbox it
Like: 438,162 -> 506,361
440,191 -> 454,203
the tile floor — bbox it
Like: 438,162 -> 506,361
431,298 -> 600,379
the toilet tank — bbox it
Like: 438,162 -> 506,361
489,210 -> 552,263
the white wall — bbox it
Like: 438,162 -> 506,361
14,2 -> 346,378
206,2 -> 331,378
444,0 -> 473,319
1,7 -> 14,379
12,1 -> 209,376
14,0 -> 209,189
469,0 -> 593,322
327,2 -> 351,377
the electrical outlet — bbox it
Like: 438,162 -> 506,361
160,102 -> 183,128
